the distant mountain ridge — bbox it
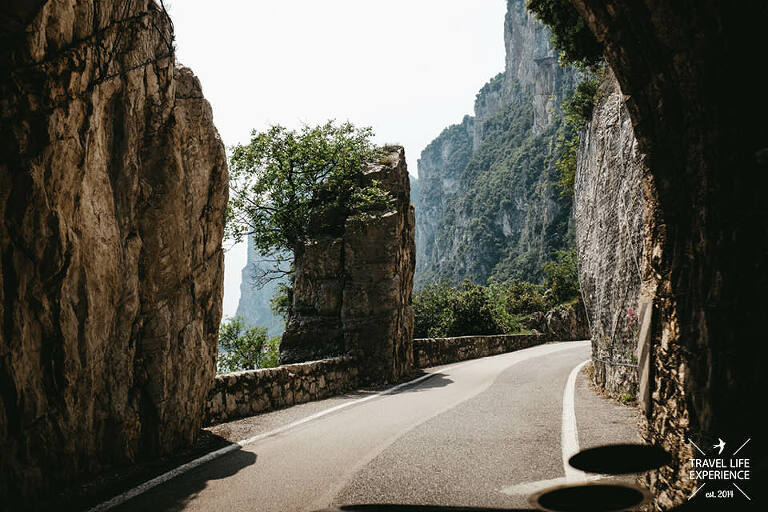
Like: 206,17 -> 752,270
414,0 -> 578,289
235,237 -> 286,336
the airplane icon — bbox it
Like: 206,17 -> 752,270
713,438 -> 726,455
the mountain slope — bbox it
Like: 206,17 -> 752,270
414,0 -> 578,288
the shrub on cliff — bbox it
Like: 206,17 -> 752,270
226,121 -> 391,285
526,0 -> 603,69
542,249 -> 580,303
218,317 -> 280,373
555,69 -> 604,196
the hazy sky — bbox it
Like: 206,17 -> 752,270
166,0 -> 507,318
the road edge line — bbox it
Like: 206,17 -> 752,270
85,364 -> 460,512
562,358 -> 589,483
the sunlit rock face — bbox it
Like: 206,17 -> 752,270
281,147 -> 416,384
414,0 -> 579,289
0,0 -> 227,503
573,1 -> 768,507
573,71 -> 644,397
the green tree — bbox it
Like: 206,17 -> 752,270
269,281 -> 293,321
217,317 -> 280,373
226,121 -> 391,283
542,249 -> 580,303
413,282 -> 457,338
448,281 -> 501,337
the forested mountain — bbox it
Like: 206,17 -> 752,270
414,0 -> 578,289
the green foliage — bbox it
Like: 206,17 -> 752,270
554,71 -> 603,196
217,317 -> 280,373
555,129 -> 578,196
542,249 -> 580,303
526,0 -> 603,69
488,279 -> 550,315
563,72 -> 602,128
349,179 -> 393,219
419,82 -> 574,288
226,121 -> 391,282
620,393 -> 635,405
449,281 -> 502,337
413,282 -> 458,338
413,279 -> 557,338
269,282 -> 293,321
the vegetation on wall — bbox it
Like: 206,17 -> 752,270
526,0 -> 603,69
414,249 -> 580,338
218,317 -> 280,373
554,69 -> 604,196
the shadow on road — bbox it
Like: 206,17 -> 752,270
41,431 -> 257,512
391,372 -> 454,394
110,448 -> 257,512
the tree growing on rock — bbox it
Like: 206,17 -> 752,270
226,121 -> 391,285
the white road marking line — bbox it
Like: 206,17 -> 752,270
89,342 -> 586,512
86,363 -> 463,512
562,359 -> 589,483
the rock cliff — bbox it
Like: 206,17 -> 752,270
414,0 -> 578,288
235,238 -> 286,336
571,1 -> 768,507
281,147 -> 416,384
573,71 -> 644,397
0,0 -> 227,504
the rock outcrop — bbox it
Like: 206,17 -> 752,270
415,0 -> 579,288
572,1 -> 768,507
0,1 -> 227,504
544,302 -> 590,341
281,147 -> 416,384
573,71 -> 644,397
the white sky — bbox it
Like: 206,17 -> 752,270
166,0 -> 507,318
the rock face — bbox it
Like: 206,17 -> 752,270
281,147 -> 416,384
0,1 -> 227,503
544,302 -> 590,341
234,238 -> 286,336
572,1 -> 768,507
573,71 -> 644,397
415,0 -> 579,288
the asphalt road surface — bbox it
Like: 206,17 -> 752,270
106,341 -> 640,512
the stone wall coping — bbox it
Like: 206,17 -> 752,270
213,355 -> 355,380
414,333 -> 544,342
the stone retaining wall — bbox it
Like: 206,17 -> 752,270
413,334 -> 546,368
204,357 -> 359,425
205,334 -> 550,426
